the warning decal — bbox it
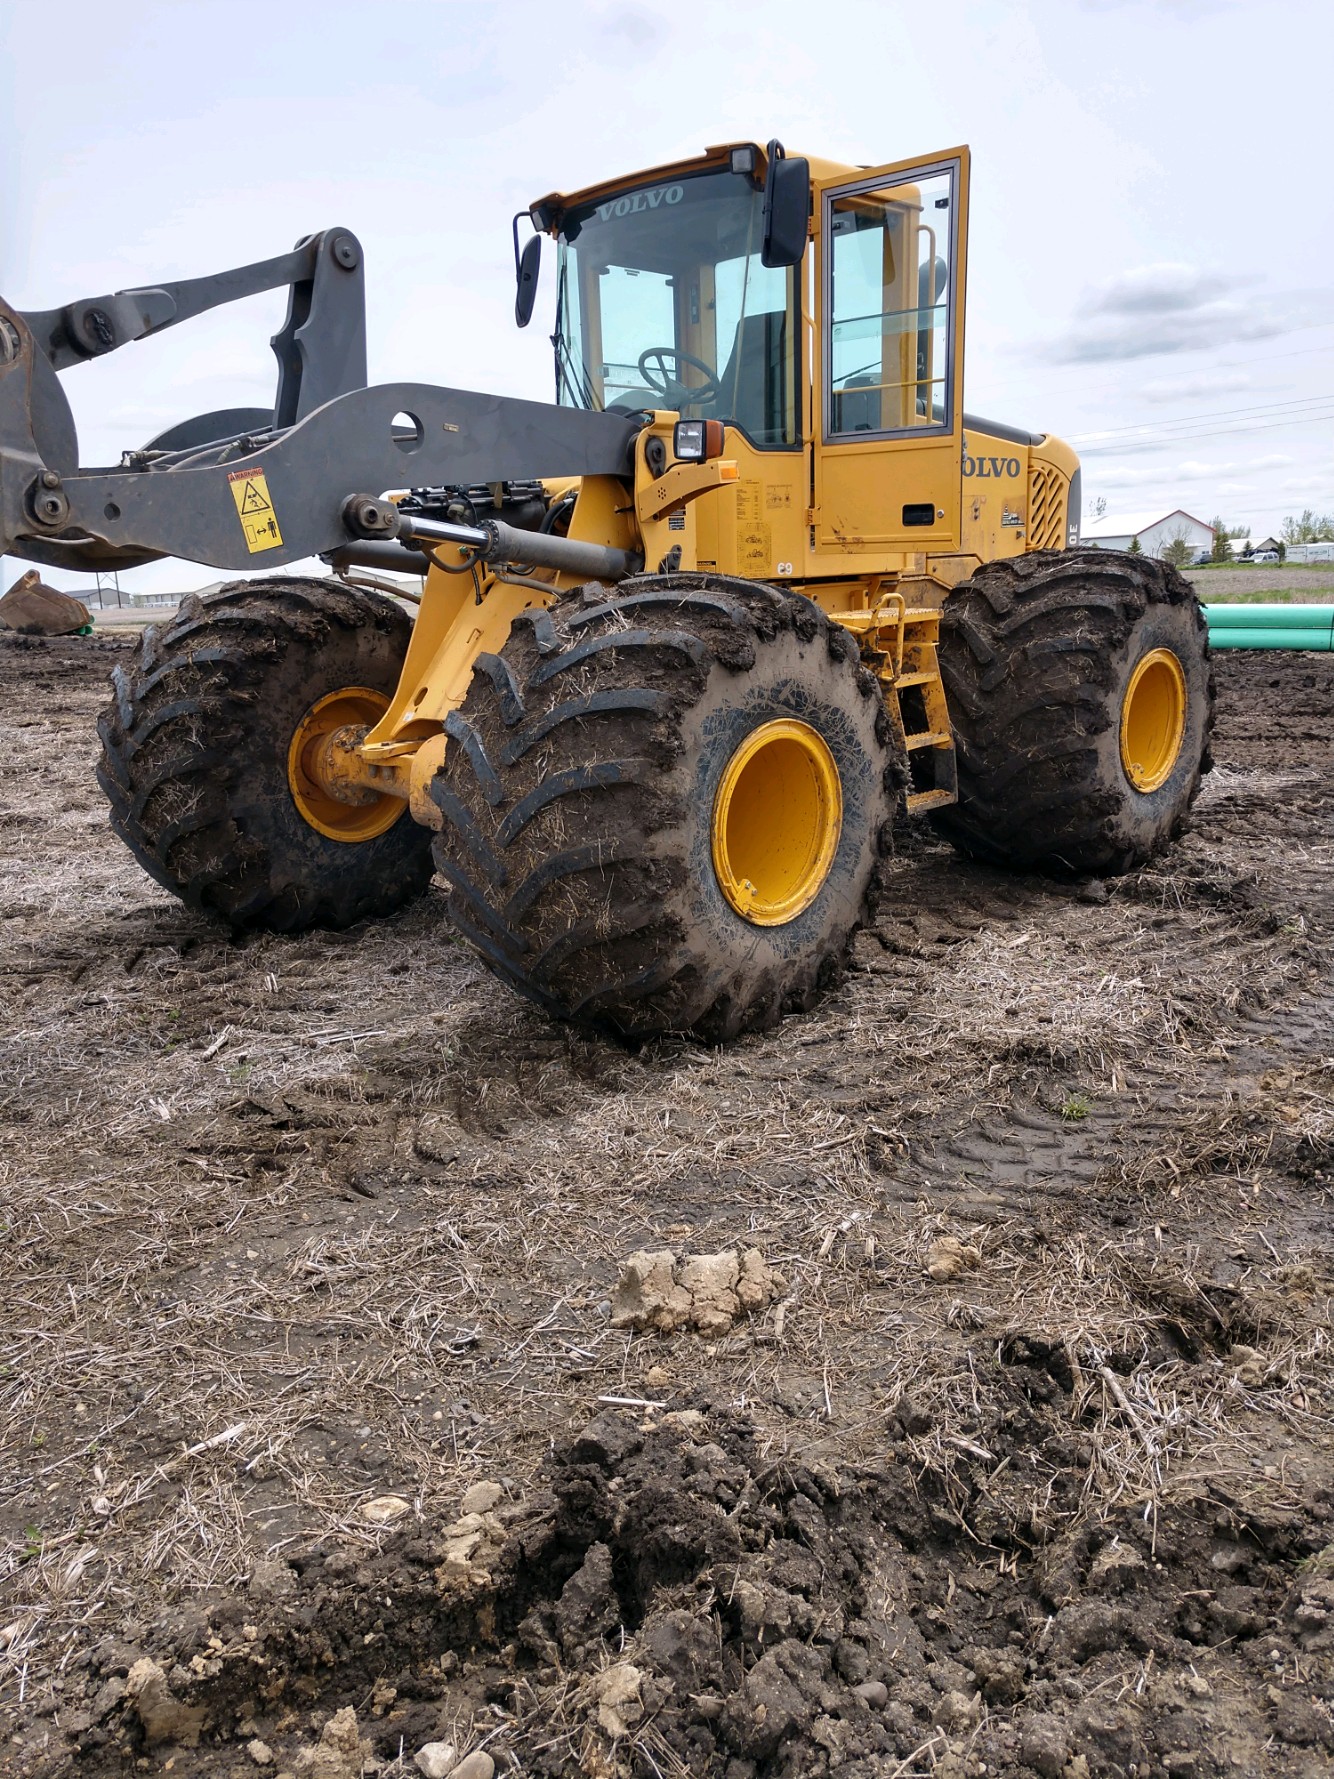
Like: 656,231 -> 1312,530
227,467 -> 284,553
734,482 -> 770,577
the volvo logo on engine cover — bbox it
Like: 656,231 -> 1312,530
962,438 -> 1021,479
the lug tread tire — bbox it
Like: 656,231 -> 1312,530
96,577 -> 433,931
431,572 -> 904,1041
929,548 -> 1216,876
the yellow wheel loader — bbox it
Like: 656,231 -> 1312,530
0,140 -> 1214,1040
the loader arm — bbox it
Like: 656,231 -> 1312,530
0,231 -> 643,576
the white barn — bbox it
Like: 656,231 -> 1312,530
1081,509 -> 1215,559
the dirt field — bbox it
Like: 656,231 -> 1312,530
1,630 -> 1331,1779
1186,566 -> 1334,603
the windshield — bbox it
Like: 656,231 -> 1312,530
554,166 -> 800,448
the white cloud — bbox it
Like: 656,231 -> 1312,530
1141,371 -> 1253,404
1089,264 -> 1241,318
1094,453 -> 1294,488
1045,263 -> 1326,365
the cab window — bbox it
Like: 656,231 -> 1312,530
555,166 -> 801,448
825,164 -> 956,438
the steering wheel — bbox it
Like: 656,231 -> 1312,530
637,346 -> 722,406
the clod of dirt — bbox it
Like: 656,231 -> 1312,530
414,1743 -> 457,1778
292,1706 -> 372,1777
1287,1549 -> 1334,1650
590,1661 -> 644,1737
460,1480 -> 504,1514
553,1540 -> 619,1659
1230,1342 -> 1271,1386
931,1687 -> 982,1731
438,1502 -> 509,1585
611,1246 -> 784,1334
123,1657 -> 205,1747
360,1493 -> 412,1523
1020,1712 -> 1071,1778
247,1739 -> 275,1766
0,570 -> 90,636
448,1755 -> 495,1779
925,1234 -> 982,1281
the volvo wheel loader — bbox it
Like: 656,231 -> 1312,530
0,141 -> 1214,1040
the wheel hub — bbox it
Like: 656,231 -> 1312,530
288,687 -> 406,842
711,719 -> 843,926
1119,648 -> 1188,793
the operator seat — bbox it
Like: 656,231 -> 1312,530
715,312 -> 788,445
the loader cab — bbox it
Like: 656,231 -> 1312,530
543,156 -> 803,449
537,140 -> 973,566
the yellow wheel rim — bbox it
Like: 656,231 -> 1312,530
711,719 -> 843,926
287,686 -> 405,843
1119,648 -> 1188,793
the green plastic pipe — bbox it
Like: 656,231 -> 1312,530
1204,604 -> 1334,649
1208,631 -> 1333,650
1205,602 -> 1334,626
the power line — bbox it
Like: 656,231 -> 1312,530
1078,409 -> 1334,456
1070,391 -> 1334,442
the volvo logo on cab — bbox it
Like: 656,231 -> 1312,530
962,438 -> 1021,479
596,184 -> 685,222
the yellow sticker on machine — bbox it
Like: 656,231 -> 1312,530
227,467 -> 284,553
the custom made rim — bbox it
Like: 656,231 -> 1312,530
711,719 -> 843,925
1119,647 -> 1188,793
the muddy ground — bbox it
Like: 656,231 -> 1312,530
1,631 -> 1331,1779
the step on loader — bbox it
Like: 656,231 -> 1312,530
0,140 -> 1215,1040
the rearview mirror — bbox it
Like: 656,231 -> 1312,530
515,233 -> 542,328
761,139 -> 810,269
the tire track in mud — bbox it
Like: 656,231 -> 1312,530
898,972 -> 1334,1225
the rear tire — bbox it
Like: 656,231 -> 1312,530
929,549 -> 1215,875
429,573 -> 904,1041
96,578 -> 434,931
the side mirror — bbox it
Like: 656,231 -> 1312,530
515,233 -> 542,328
761,139 -> 810,270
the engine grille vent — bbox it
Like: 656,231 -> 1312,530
1028,463 -> 1068,551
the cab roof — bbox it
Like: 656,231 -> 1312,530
530,141 -> 861,231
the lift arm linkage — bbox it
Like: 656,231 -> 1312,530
0,230 -> 642,577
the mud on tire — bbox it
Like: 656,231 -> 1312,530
430,573 -> 905,1041
96,578 -> 434,931
930,548 -> 1216,876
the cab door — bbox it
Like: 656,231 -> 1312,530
811,147 -> 969,561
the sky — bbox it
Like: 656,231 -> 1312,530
3,0 -> 1332,594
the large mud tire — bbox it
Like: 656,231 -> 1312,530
430,573 -> 904,1041
929,549 -> 1215,876
96,578 -> 433,931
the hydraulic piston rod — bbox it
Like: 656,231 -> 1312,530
342,494 -> 642,582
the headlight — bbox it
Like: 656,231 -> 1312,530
673,419 -> 725,462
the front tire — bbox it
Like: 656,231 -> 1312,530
96,578 -> 434,931
929,549 -> 1215,876
429,574 -> 904,1041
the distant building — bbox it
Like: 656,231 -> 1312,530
1081,509 -> 1216,559
1286,541 -> 1334,564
